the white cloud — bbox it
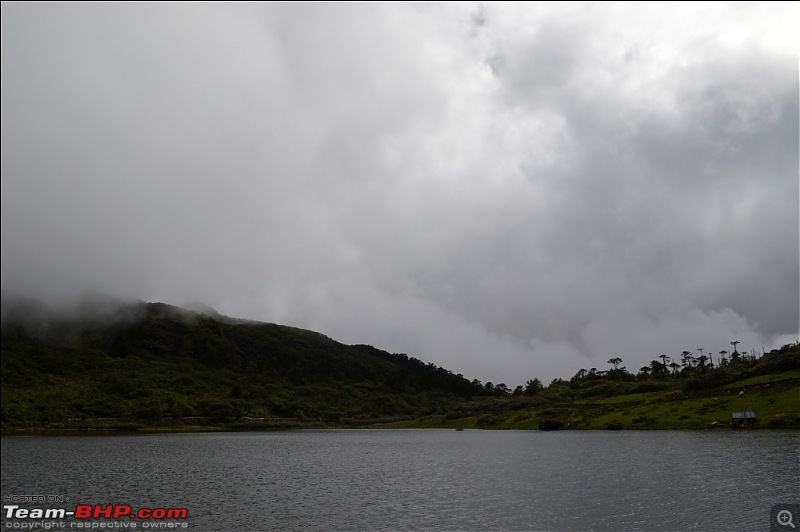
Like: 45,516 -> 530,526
2,2 -> 797,385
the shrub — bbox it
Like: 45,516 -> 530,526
538,419 -> 565,431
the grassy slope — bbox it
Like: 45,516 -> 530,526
382,369 -> 800,430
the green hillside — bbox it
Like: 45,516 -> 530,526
386,368 -> 799,430
385,346 -> 800,430
0,298 -> 488,431
1,296 -> 797,432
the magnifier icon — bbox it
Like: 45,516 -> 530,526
778,510 -> 796,529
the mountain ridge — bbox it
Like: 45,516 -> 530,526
1,295 -> 489,430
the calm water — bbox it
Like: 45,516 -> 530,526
1,429 -> 798,531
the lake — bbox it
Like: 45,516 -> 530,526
1,429 -> 798,531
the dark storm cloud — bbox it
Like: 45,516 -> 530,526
2,2 -> 797,384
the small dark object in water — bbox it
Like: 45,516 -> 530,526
455,428 -> 464,431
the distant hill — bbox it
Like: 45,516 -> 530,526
0,297 -> 488,430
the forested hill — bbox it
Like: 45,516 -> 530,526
0,297 -> 488,430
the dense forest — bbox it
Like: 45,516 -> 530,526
1,296 -> 798,431
0,297 -> 491,429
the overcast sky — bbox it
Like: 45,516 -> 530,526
2,2 -> 798,385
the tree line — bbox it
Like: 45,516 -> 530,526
468,340 -> 799,398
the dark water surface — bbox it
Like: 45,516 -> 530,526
2,429 -> 798,531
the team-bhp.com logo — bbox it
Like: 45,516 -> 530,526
4,504 -> 188,519
3,504 -> 189,530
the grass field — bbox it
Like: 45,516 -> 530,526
382,369 -> 800,430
